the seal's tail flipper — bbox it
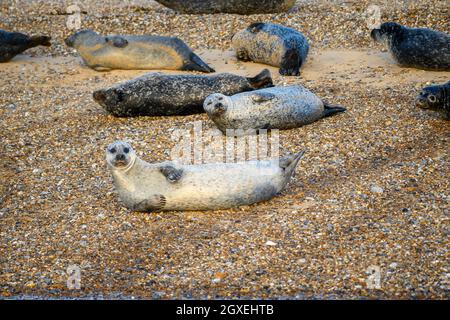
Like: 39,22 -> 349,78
279,150 -> 306,179
322,103 -> 346,118
30,35 -> 51,47
247,69 -> 274,89
183,53 -> 215,73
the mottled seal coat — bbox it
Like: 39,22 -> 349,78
232,23 -> 309,76
154,0 -> 295,14
203,85 -> 346,134
371,22 -> 450,70
415,80 -> 450,118
0,29 -> 51,62
106,141 -> 305,212
93,69 -> 273,116
64,29 -> 214,72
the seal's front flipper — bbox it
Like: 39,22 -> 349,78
321,102 -> 346,118
251,91 -> 276,102
183,53 -> 215,73
279,48 -> 301,76
236,48 -> 250,61
160,165 -> 183,183
132,194 -> 166,212
247,69 -> 273,89
105,36 -> 128,48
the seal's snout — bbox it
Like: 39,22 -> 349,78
64,35 -> 74,47
93,89 -> 107,105
370,28 -> 381,41
204,94 -> 228,115
214,102 -> 226,113
116,154 -> 125,161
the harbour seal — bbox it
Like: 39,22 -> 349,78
106,141 -> 305,211
232,23 -> 309,76
64,29 -> 214,72
415,80 -> 450,118
203,85 -> 346,135
370,22 -> 450,70
154,0 -> 295,14
93,69 -> 273,117
0,29 -> 51,62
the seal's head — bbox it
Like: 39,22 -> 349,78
64,29 -> 98,48
106,141 -> 136,170
203,93 -> 231,117
371,22 -> 403,43
415,84 -> 444,111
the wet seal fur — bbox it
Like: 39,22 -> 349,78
64,29 -> 214,72
232,22 -> 309,76
203,85 -> 346,135
371,22 -> 450,70
415,80 -> 450,118
153,0 -> 295,14
93,69 -> 273,117
106,141 -> 305,212
0,29 -> 51,62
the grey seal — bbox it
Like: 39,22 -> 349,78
203,85 -> 346,135
0,29 -> 51,62
371,22 -> 450,70
93,69 -> 273,117
232,22 -> 309,76
415,80 -> 450,118
64,29 -> 214,72
154,0 -> 295,14
106,141 -> 305,212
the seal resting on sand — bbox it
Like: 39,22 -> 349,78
0,29 -> 51,62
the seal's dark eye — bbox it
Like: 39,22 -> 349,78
218,97 -> 223,101
123,147 -> 129,153
110,147 -> 116,153
428,95 -> 436,103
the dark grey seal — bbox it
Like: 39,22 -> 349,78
0,29 -> 51,62
371,22 -> 450,70
93,69 -> 273,117
415,80 -> 450,118
232,22 -> 310,76
154,0 -> 295,14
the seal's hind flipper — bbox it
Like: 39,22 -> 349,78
247,69 -> 273,89
248,22 -> 265,33
132,194 -> 166,212
321,103 -> 346,118
279,48 -> 301,76
251,92 -> 275,102
279,150 -> 306,178
160,165 -> 183,183
182,53 -> 215,73
105,36 -> 128,48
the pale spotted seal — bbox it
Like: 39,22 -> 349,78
203,85 -> 346,134
415,80 -> 450,118
93,69 -> 273,116
371,22 -> 450,70
64,29 -> 214,72
0,29 -> 51,62
106,141 -> 305,211
232,23 -> 309,76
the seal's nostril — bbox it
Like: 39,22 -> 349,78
116,154 -> 125,161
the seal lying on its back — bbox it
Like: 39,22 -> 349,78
415,80 -> 450,118
64,29 -> 214,72
106,141 -> 305,212
93,69 -> 273,116
232,23 -> 309,76
371,22 -> 450,70
154,0 -> 295,14
0,29 -> 51,62
203,85 -> 346,135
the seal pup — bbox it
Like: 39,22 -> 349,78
232,23 -> 309,76
0,29 -> 51,62
93,69 -> 273,117
415,80 -> 450,118
154,0 -> 295,14
371,22 -> 450,70
106,141 -> 305,212
203,85 -> 346,135
64,29 -> 214,72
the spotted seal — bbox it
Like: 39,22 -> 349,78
203,85 -> 346,135
232,22 -> 309,76
371,22 -> 450,70
106,141 -> 305,211
415,80 -> 450,118
93,69 -> 273,116
64,29 -> 214,72
0,29 -> 51,62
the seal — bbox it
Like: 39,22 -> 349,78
154,0 -> 295,14
0,29 -> 51,62
106,141 -> 305,211
415,80 -> 450,118
371,22 -> 450,70
232,22 -> 309,76
203,85 -> 346,135
64,29 -> 214,72
93,69 -> 273,117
